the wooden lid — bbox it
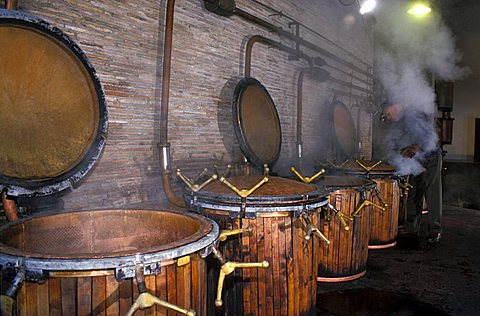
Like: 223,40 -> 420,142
0,10 -> 107,196
233,78 -> 281,168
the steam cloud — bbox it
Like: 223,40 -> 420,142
374,0 -> 468,175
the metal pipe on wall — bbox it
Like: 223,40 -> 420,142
5,0 -> 18,10
159,0 -> 185,207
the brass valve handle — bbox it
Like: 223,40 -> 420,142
327,159 -> 349,169
373,188 -> 388,209
215,261 -> 269,307
290,167 -> 326,184
355,160 -> 382,172
399,182 -> 413,190
219,226 -> 253,242
327,203 -> 353,231
219,176 -> 269,198
176,169 -> 218,192
304,219 -> 330,244
126,292 -> 196,316
353,199 -> 386,217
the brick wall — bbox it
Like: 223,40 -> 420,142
2,0 -> 374,210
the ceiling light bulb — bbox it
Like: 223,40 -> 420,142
359,0 -> 377,15
407,3 -> 432,16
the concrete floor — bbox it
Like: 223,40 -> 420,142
316,204 -> 480,316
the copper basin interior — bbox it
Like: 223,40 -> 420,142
0,210 -> 212,259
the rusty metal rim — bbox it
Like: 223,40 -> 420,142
314,183 -> 376,193
0,210 -> 219,272
0,9 -> 108,197
317,270 -> 366,282
188,195 -> 328,214
368,241 -> 397,249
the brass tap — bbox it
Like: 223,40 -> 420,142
303,216 -> 330,244
215,261 -> 269,307
176,168 -> 218,192
353,199 -> 386,217
290,167 -> 326,184
219,226 -> 253,242
126,292 -> 196,316
326,203 -> 353,231
219,176 -> 268,198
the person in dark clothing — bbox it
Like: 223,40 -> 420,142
382,102 -> 442,243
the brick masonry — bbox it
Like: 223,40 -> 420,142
2,0 -> 374,210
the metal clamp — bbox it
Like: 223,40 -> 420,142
327,159 -> 349,169
219,176 -> 268,198
355,160 -> 382,172
290,167 -> 326,184
373,187 -> 388,209
176,168 -> 218,192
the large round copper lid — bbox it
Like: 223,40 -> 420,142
332,100 -> 358,158
339,160 -> 396,176
233,78 -> 281,168
185,175 -> 329,214
313,175 -> 376,191
0,209 -> 218,271
0,10 -> 107,196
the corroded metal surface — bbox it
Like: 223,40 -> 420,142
233,78 -> 281,168
0,9 -> 107,197
0,210 -> 218,263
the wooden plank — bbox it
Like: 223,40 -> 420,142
248,218 -> 258,316
49,278 -> 62,316
256,216 -> 266,315
25,281 -> 38,316
264,217 -> 274,316
77,277 -> 92,316
286,216 -> 295,316
118,279 -> 132,315
105,274 -> 119,316
166,264 -> 177,316
175,262 -> 186,313
37,279 -> 50,315
278,216 -> 287,315
92,276 -> 106,316
156,267 -> 168,315
271,217 -> 281,315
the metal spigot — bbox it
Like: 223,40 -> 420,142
303,216 -> 330,244
219,176 -> 268,198
290,167 -> 326,184
373,187 -> 388,209
176,168 -> 218,192
126,266 -> 195,316
219,226 -> 253,242
211,246 -> 268,307
353,199 -> 386,217
355,160 -> 382,172
326,203 -> 354,231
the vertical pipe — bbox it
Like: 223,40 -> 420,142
159,0 -> 185,207
297,70 -> 306,159
5,0 -> 18,10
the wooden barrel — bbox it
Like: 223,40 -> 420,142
313,176 -> 375,282
185,175 -> 329,316
338,160 -> 401,249
0,210 -> 219,315
368,178 -> 400,249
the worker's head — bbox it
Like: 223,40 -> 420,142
381,101 -> 404,122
